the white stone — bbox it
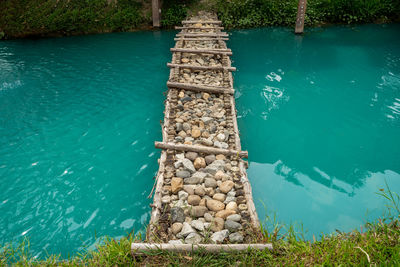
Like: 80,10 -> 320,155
211,229 -> 229,243
191,220 -> 205,231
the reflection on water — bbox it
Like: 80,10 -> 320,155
231,24 -> 400,238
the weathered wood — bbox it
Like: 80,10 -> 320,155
175,26 -> 224,30
176,33 -> 228,38
151,0 -> 160,27
295,0 -> 307,34
174,37 -> 229,41
167,81 -> 234,95
155,141 -> 248,158
131,243 -> 273,254
182,20 -> 222,24
167,63 -> 236,72
171,48 -> 232,55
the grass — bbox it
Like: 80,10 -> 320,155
2,184 -> 400,266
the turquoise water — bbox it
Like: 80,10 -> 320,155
231,24 -> 400,238
0,31 -> 175,257
0,24 -> 399,257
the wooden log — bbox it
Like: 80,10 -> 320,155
295,0 -> 307,34
167,63 -> 236,72
154,141 -> 248,158
167,81 -> 234,95
175,26 -> 224,30
171,48 -> 232,55
182,20 -> 222,24
131,243 -> 273,254
176,33 -> 228,38
151,0 -> 160,27
174,37 -> 229,41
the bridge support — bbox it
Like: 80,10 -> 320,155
295,0 -> 307,34
152,0 -> 161,27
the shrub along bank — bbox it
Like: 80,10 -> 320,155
1,0 -> 400,39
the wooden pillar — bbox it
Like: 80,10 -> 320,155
295,0 -> 307,34
152,0 -> 161,27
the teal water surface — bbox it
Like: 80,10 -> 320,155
0,24 -> 399,257
0,31 -> 175,257
231,24 -> 400,238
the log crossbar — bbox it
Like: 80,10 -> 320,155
176,33 -> 228,38
167,63 -> 236,72
182,20 -> 222,24
175,26 -> 224,30
174,37 -> 229,41
170,48 -> 232,55
155,141 -> 248,158
131,243 -> 273,254
166,82 -> 234,95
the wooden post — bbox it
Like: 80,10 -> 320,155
295,0 -> 307,34
152,0 -> 160,27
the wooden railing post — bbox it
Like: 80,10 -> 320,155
152,0 -> 160,27
295,0 -> 307,34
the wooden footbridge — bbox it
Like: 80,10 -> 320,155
131,12 -> 272,254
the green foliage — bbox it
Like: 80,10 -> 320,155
0,0 -> 144,37
161,0 -> 195,27
215,0 -> 400,28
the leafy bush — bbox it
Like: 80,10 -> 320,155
0,0 -> 144,38
215,0 -> 400,28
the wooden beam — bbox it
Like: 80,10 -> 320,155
152,0 -> 160,27
295,0 -> 307,34
171,48 -> 232,55
167,81 -> 234,95
131,243 -> 273,254
174,37 -> 229,41
175,26 -> 224,30
176,33 -> 228,38
154,141 -> 248,158
167,63 -> 236,72
182,20 -> 222,24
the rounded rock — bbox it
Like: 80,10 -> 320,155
194,157 -> 206,169
171,177 -> 183,193
171,222 -> 183,235
219,180 -> 235,193
215,209 -> 236,219
212,193 -> 226,202
226,202 -> 238,211
206,199 -> 225,212
190,206 -> 208,217
188,195 -> 201,206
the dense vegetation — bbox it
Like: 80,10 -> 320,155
215,0 -> 400,28
1,0 -> 399,38
0,0 -> 146,38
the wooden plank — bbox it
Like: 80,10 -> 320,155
167,81 -> 234,95
152,0 -> 160,27
131,243 -> 273,254
175,26 -> 224,30
167,63 -> 236,72
170,48 -> 232,55
295,0 -> 307,34
176,33 -> 228,38
182,20 -> 222,24
154,141 -> 248,158
174,37 -> 229,41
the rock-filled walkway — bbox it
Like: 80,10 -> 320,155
146,12 -> 261,246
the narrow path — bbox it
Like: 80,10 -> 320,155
145,12 -> 262,246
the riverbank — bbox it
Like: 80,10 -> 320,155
2,216 -> 400,265
1,0 -> 399,39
